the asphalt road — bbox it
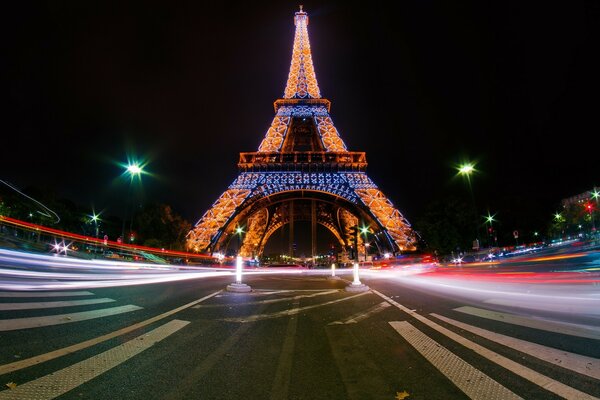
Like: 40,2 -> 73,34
0,253 -> 599,399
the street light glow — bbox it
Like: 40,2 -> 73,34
484,212 -> 496,224
127,163 -> 143,175
554,212 -> 563,221
458,163 -> 475,175
235,227 -> 244,235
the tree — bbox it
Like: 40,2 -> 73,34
134,203 -> 191,250
414,196 -> 478,255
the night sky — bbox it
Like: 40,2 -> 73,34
3,2 -> 599,237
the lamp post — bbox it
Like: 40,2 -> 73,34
122,162 -> 144,242
457,161 -> 479,250
235,226 -> 244,255
360,225 -> 370,261
484,212 -> 497,248
554,212 -> 564,239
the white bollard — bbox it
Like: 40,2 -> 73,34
327,262 -> 341,280
353,262 -> 361,284
236,255 -> 243,283
345,262 -> 369,292
227,255 -> 252,292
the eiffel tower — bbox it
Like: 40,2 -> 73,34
187,6 -> 416,258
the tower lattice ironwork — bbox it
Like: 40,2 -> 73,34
187,7 -> 416,257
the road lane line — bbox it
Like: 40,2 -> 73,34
390,321 -> 521,400
222,291 -> 370,323
431,313 -> 600,380
327,325 -> 395,399
0,290 -> 221,375
0,291 -> 94,298
329,301 -> 390,325
194,289 -> 339,308
0,319 -> 189,400
162,319 -> 254,400
373,290 -> 600,400
270,299 -> 300,400
454,306 -> 600,340
0,298 -> 115,311
0,305 -> 142,331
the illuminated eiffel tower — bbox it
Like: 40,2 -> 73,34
187,6 -> 415,258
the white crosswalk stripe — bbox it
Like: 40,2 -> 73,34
0,320 -> 189,400
431,313 -> 600,380
373,290 -> 600,400
0,298 -> 115,310
454,305 -> 600,340
0,290 -> 142,331
390,321 -> 521,400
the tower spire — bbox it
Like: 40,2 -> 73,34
284,6 -> 321,99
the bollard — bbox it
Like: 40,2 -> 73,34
345,262 -> 369,292
227,255 -> 252,292
327,262 -> 341,280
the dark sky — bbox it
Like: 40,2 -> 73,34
2,1 -> 599,234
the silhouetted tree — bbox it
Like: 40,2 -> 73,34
134,203 -> 191,250
414,196 -> 478,255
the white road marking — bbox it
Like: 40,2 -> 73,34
0,305 -> 142,331
0,319 -> 189,400
431,313 -> 600,380
390,321 -> 521,400
329,301 -> 390,325
223,291 -> 370,323
0,298 -> 115,311
373,290 -> 600,400
0,291 -> 94,298
454,306 -> 600,340
0,290 -> 221,375
194,289 -> 339,308
270,299 -> 300,400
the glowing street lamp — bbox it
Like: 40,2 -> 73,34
554,212 -> 563,222
90,212 -> 100,238
122,161 -> 146,241
458,163 -> 475,176
126,163 -> 143,176
360,225 -> 370,261
483,212 -> 497,247
456,160 -> 480,249
235,226 -> 244,253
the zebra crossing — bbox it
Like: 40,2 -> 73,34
372,289 -> 600,400
0,290 -> 142,331
0,285 -> 598,399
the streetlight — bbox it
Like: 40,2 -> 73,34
122,161 -> 145,242
456,160 -> 479,250
554,212 -> 565,239
235,226 -> 244,255
360,225 -> 370,261
483,212 -> 497,248
90,212 -> 100,238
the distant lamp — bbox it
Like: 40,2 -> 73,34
458,163 -> 475,176
127,163 -> 143,176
